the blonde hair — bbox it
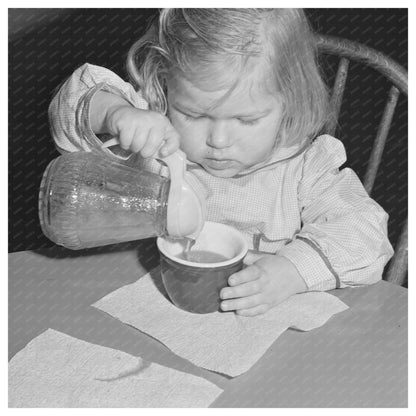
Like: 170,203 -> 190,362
127,8 -> 330,147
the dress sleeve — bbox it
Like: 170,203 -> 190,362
48,63 -> 149,157
278,135 -> 394,291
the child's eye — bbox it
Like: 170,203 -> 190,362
238,118 -> 259,126
183,113 -> 204,122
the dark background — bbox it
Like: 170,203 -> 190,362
9,9 -> 407,280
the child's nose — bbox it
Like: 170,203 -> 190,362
206,121 -> 232,149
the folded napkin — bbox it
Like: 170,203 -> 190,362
9,329 -> 222,408
93,267 -> 349,377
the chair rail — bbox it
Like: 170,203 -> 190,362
315,34 -> 408,96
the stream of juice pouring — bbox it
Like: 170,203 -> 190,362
183,237 -> 196,260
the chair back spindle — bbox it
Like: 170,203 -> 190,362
326,57 -> 350,136
385,219 -> 408,285
364,86 -> 400,195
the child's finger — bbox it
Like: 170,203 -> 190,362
220,280 -> 260,300
140,127 -> 164,158
160,125 -> 180,156
128,127 -> 147,153
117,126 -> 136,150
220,293 -> 262,312
228,264 -> 262,286
236,304 -> 269,317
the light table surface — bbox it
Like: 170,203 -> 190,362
9,240 -> 408,407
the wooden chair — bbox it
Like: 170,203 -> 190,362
315,34 -> 408,286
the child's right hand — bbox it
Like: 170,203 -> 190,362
104,105 -> 180,158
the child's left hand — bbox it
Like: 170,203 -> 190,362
220,254 -> 307,316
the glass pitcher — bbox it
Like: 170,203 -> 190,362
38,150 -> 206,249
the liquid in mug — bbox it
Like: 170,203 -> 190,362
178,237 -> 230,263
178,249 -> 230,263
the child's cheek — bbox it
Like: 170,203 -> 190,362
179,131 -> 207,159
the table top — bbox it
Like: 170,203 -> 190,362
9,240 -> 408,407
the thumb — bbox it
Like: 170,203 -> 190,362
159,124 -> 180,157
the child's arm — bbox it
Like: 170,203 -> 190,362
90,91 -> 179,157
49,63 -> 146,154
48,63 -> 179,159
221,135 -> 394,316
279,135 -> 394,291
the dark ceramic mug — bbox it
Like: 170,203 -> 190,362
157,222 -> 248,314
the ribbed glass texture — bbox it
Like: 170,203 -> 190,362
39,152 -> 169,249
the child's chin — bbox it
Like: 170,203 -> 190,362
204,165 -> 241,178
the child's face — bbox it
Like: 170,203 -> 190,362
166,67 -> 284,178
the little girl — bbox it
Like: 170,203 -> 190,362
49,8 -> 393,316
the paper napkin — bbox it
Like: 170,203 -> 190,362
9,328 -> 222,407
93,268 -> 348,377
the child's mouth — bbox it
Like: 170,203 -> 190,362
205,158 -> 235,170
